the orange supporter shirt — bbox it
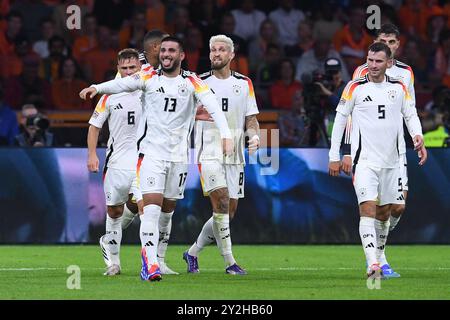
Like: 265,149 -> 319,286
52,78 -> 91,110
72,35 -> 97,62
333,25 -> 372,53
269,80 -> 303,110
230,56 -> 249,77
0,31 -> 14,56
0,53 -> 22,79
146,5 -> 166,31
82,48 -> 117,83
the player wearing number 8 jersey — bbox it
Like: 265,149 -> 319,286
80,36 -> 233,282
328,42 -> 424,279
183,35 -> 260,275
87,48 -> 143,276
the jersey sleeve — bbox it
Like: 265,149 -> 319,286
400,84 -> 423,138
245,77 -> 259,116
187,74 -> 232,139
92,69 -> 156,95
88,94 -> 110,128
336,81 -> 357,116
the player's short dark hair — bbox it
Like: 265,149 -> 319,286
117,48 -> 140,62
161,36 -> 185,52
143,29 -> 167,44
376,23 -> 400,39
368,42 -> 392,59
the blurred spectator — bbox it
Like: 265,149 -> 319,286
93,0 -> 133,31
32,18 -> 56,59
4,56 -> 53,110
0,85 -> 19,146
0,36 -> 39,80
421,85 -> 450,147
39,35 -> 67,83
72,14 -> 98,62
269,0 -> 306,47
145,0 -> 166,32
255,43 -> 282,89
425,6 -> 448,46
269,58 -> 302,110
397,0 -> 422,37
51,57 -> 90,110
295,39 -> 350,84
398,37 -> 428,87
189,0 -> 219,40
285,21 -> 315,59
229,40 -> 250,76
166,6 -> 192,40
81,26 -> 117,83
14,103 -> 55,147
332,6 -> 372,73
278,90 -> 311,147
119,11 -> 147,51
312,2 -> 343,42
184,26 -> 208,73
434,29 -> 450,87
248,19 -> 280,75
11,0 -> 52,42
0,11 -> 24,56
231,0 -> 266,42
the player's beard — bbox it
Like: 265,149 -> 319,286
211,58 -> 229,70
161,57 -> 181,73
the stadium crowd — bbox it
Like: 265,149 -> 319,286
0,0 -> 449,147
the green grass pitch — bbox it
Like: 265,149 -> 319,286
0,245 -> 449,300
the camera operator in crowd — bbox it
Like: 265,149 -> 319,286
14,104 -> 55,147
299,57 -> 345,147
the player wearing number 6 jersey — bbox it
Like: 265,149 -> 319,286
328,43 -> 424,279
183,35 -> 260,275
87,48 -> 143,276
80,36 -> 233,282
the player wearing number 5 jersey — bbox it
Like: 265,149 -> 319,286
328,43 -> 424,279
343,24 -> 427,277
87,48 -> 143,276
80,36 -> 233,282
183,35 -> 260,275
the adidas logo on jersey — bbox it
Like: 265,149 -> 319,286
156,87 -> 165,93
397,194 -> 405,201
113,103 -> 123,110
365,242 -> 375,248
362,96 -> 373,102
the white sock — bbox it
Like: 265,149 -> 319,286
157,211 -> 173,263
389,215 -> 401,231
375,219 -> 390,266
188,217 -> 215,257
121,203 -> 137,230
140,204 -> 161,265
359,216 -> 378,266
212,212 -> 236,267
104,215 -> 123,265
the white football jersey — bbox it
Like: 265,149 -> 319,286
93,68 -> 231,163
89,90 -> 142,170
352,60 -> 415,154
337,75 -> 421,168
195,71 -> 259,164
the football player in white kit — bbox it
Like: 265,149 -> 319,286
87,48 -> 142,276
182,35 -> 260,275
328,42 -> 425,278
80,36 -> 233,282
342,24 -> 427,277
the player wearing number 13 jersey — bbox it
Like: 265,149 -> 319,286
84,36 -> 232,282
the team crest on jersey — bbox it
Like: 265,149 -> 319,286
388,90 -> 397,101
209,175 -> 216,185
147,177 -> 155,187
106,192 -> 111,201
178,84 -> 188,96
233,85 -> 242,95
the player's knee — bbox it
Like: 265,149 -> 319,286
107,205 -> 123,218
391,204 -> 405,217
126,200 -> 139,214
